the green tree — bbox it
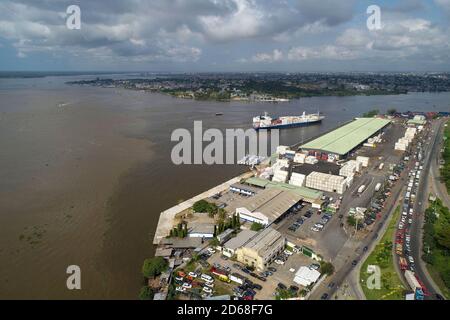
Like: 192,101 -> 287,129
362,109 -> 379,118
142,257 -> 168,279
250,222 -> 264,231
387,108 -> 397,116
320,261 -> 335,276
236,213 -> 241,229
347,216 -> 357,227
139,286 -> 154,300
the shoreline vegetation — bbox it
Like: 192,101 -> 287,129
422,198 -> 450,299
360,206 -> 406,300
66,73 -> 450,102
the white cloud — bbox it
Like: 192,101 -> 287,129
251,49 -> 283,63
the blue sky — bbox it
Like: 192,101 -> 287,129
0,0 -> 449,72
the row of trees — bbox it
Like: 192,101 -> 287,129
193,199 -> 219,216
214,213 -> 241,236
169,222 -> 188,238
422,199 -> 450,290
139,256 -> 169,300
441,122 -> 450,191
362,108 -> 397,118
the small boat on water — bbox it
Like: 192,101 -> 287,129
215,112 -> 223,116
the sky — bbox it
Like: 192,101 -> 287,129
0,0 -> 449,72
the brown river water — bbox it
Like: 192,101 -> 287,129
0,74 -> 449,299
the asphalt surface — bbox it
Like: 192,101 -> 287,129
407,119 -> 447,299
309,158 -> 409,300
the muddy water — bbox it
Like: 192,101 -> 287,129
0,75 -> 449,299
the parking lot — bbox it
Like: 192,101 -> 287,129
207,248 -> 316,300
274,203 -> 348,260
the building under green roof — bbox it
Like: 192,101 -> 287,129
407,119 -> 426,126
245,177 -> 271,188
300,118 -> 391,156
244,177 -> 323,201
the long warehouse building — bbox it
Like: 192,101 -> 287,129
300,117 -> 391,159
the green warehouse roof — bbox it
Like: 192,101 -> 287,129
407,119 -> 426,126
300,118 -> 391,155
244,177 -> 323,201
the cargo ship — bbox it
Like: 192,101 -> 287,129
253,111 -> 324,130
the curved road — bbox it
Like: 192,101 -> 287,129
406,119 -> 446,299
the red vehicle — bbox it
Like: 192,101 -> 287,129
210,267 -> 227,277
399,257 -> 408,270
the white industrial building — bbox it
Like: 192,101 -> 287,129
188,223 -> 215,238
235,189 -> 303,226
221,230 -> 258,258
306,171 -> 347,194
293,266 -> 321,287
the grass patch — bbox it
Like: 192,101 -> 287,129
422,198 -> 450,299
360,206 -> 406,300
441,120 -> 450,192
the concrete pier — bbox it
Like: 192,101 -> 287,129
152,172 -> 253,245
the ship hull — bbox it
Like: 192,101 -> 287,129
254,118 -> 323,130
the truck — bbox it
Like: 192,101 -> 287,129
404,270 -> 422,292
375,183 -> 382,192
358,185 -> 366,194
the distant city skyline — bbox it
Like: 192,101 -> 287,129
0,0 -> 449,72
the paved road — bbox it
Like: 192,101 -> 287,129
407,119 -> 447,299
309,156 -> 409,300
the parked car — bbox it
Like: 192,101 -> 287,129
188,272 -> 198,278
182,282 -> 192,289
176,286 -> 186,293
268,267 -> 277,272
252,284 -> 263,290
321,293 -> 329,300
284,249 -> 293,256
309,264 -> 320,270
274,259 -> 285,265
277,283 -> 287,290
202,287 -> 213,294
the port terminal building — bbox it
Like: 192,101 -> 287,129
299,118 -> 391,159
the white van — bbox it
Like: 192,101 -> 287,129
201,274 -> 213,282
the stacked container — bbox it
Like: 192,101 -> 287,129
293,153 -> 307,164
289,173 -> 306,187
272,169 -> 288,183
356,156 -> 370,168
306,171 -> 347,194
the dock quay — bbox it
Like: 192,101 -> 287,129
152,171 -> 254,245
